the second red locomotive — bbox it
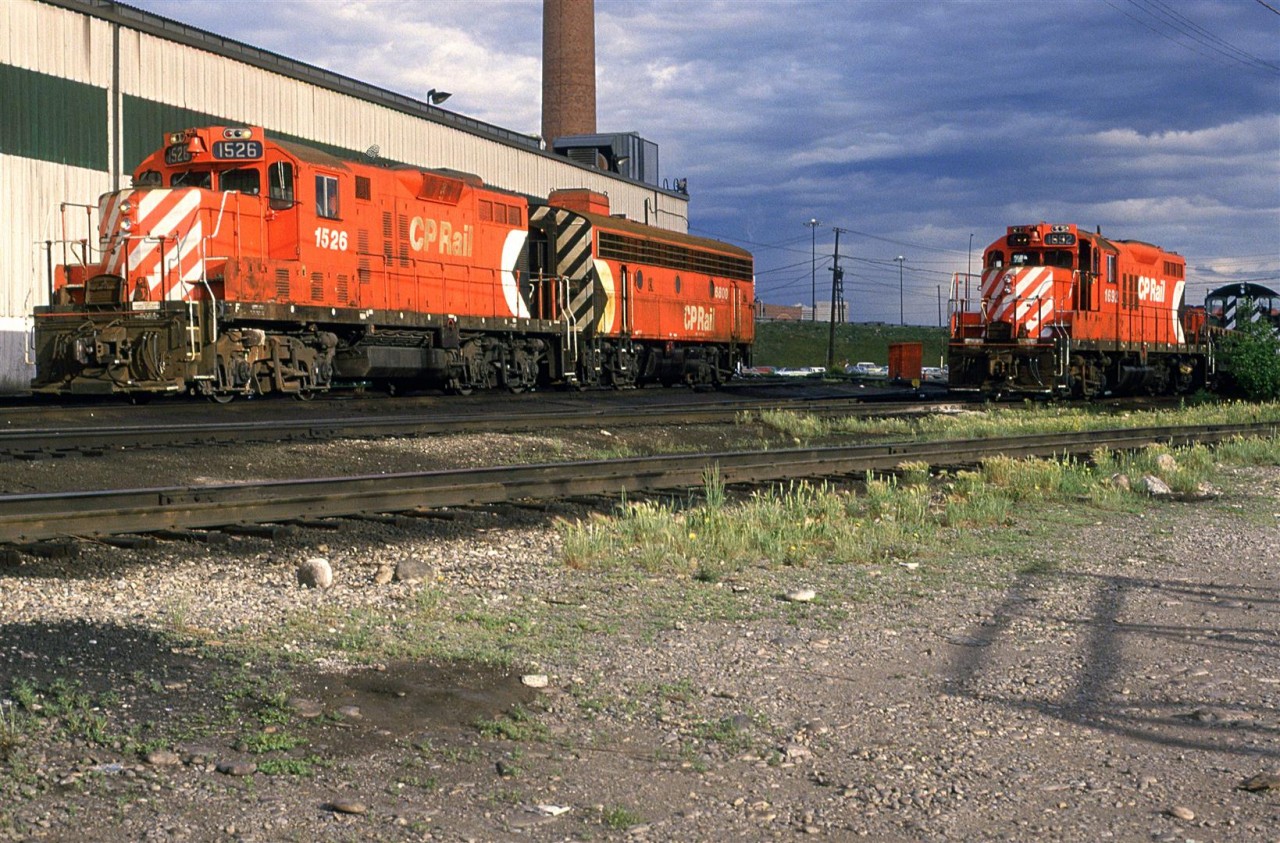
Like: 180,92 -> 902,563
948,223 -> 1210,398
33,126 -> 754,399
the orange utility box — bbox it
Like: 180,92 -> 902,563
889,342 -> 923,382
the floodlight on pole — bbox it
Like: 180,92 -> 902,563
895,255 -> 906,326
426,89 -> 452,106
805,218 -> 821,321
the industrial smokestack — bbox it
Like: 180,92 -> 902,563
541,0 -> 597,150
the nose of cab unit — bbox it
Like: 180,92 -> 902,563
100,188 -> 209,302
982,266 -> 1061,340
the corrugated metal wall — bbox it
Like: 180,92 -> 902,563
1,2 -> 116,392
0,0 -> 689,393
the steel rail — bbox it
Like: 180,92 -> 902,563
1,421 -> 1272,546
0,396 -> 958,458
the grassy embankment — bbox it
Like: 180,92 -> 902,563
751,320 -> 948,369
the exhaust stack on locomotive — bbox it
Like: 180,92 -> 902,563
947,223 -> 1210,398
32,125 -> 754,400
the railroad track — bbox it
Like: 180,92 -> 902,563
1,421 -> 1272,548
0,393 -> 961,459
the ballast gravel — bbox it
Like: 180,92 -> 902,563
1,431 -> 1278,842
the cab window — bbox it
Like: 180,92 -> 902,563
1043,249 -> 1072,269
316,174 -> 339,219
220,168 -> 260,195
171,170 -> 211,189
133,170 -> 162,187
268,161 -> 295,210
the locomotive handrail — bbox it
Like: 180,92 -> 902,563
59,202 -> 99,271
559,275 -> 579,382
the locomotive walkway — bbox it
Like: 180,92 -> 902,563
0,422 -> 1272,548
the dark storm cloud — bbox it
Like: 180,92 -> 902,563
127,0 -> 1279,321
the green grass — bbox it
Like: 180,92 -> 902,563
601,805 -> 644,829
5,678 -> 112,747
256,757 -> 317,776
756,398 -> 1280,445
475,705 -> 547,742
243,730 -> 306,754
559,430 -> 1280,580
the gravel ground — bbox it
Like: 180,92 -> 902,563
1,431 -> 1278,842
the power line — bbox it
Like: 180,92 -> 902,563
1108,0 -> 1280,75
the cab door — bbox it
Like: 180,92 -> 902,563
266,159 -> 299,262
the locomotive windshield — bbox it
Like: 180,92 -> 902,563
1043,250 -> 1073,268
220,168 -> 261,195
171,170 -> 211,189
1008,249 -> 1074,269
162,166 -> 265,196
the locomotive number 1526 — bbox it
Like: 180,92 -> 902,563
315,227 -> 348,250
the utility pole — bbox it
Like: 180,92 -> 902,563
805,218 -> 821,322
937,285 -> 942,328
828,227 -> 846,370
895,255 -> 906,326
967,233 -> 973,278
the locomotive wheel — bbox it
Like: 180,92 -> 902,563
1080,363 -> 1105,399
293,362 -> 317,401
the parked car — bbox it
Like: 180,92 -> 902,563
846,361 -> 887,377
776,366 -> 827,378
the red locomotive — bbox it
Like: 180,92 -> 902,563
948,223 -> 1210,397
33,125 -> 754,399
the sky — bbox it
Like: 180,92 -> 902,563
126,0 -> 1280,325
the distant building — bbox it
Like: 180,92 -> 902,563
756,303 -> 804,322
812,301 -> 850,323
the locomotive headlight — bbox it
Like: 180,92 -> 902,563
119,219 -> 133,232
119,200 -> 132,214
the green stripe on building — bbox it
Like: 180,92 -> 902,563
121,97 -> 225,170
0,64 -> 108,170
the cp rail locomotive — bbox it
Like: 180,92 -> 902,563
947,222 -> 1210,398
32,125 -> 754,399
